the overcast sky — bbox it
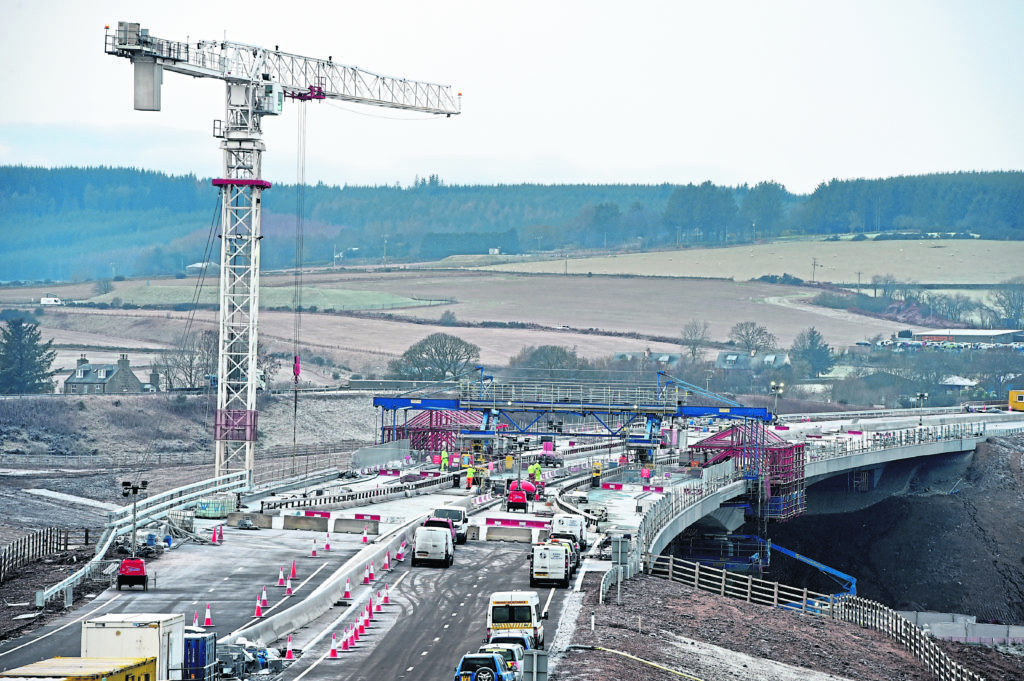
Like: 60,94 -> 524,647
1,0 -> 1021,194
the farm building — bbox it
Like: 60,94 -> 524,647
913,328 -> 1022,344
64,354 -> 144,394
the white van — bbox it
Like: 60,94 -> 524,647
486,590 -> 546,649
411,526 -> 454,568
530,543 -> 571,589
552,513 -> 588,550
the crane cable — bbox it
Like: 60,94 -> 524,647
291,101 -> 307,477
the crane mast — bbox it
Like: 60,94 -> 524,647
105,22 -> 460,482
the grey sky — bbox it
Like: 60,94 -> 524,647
1,0 -> 1021,193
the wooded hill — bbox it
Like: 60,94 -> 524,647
1,166 -> 1021,281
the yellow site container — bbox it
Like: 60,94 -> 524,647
0,657 -> 157,681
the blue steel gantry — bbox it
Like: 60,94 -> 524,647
373,369 -> 772,451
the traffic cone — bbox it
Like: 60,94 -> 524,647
254,595 -> 263,618
285,634 -> 294,660
361,526 -> 368,543
383,583 -> 390,605
203,603 -> 214,627
367,596 -> 374,621
210,526 -> 219,545
218,525 -> 225,543
329,632 -> 339,658
285,578 -> 293,596
277,566 -> 285,587
369,560 -> 375,581
290,560 -> 297,579
343,578 -> 352,600
375,591 -> 383,612
324,532 -> 331,551
357,616 -> 365,636
396,541 -> 406,562
383,550 -> 391,571
193,610 -> 199,627
311,539 -> 318,558
362,563 -> 370,585
261,585 -> 269,607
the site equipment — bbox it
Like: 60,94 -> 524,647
105,22 -> 460,479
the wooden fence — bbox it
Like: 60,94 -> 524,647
0,527 -> 94,584
645,554 -> 986,681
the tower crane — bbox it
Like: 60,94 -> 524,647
105,22 -> 460,480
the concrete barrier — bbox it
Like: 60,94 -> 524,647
333,518 -> 380,535
283,515 -> 329,532
485,526 -> 534,543
226,512 -> 274,529
220,518 -> 419,649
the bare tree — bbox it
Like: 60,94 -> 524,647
387,333 -> 480,381
680,319 -> 709,361
728,321 -> 777,352
990,277 -> 1024,325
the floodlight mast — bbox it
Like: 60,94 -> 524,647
105,22 -> 460,481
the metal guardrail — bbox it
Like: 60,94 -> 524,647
259,471 -> 459,512
635,421 -> 989,557
35,472 -> 250,607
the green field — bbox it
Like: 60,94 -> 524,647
91,284 -> 446,311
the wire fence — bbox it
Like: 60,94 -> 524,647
644,554 -> 985,681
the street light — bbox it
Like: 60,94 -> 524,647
121,480 -> 149,558
916,392 -> 928,426
770,381 -> 785,414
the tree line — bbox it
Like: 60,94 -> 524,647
1,166 -> 1022,281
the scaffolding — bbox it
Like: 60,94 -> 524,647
380,409 -> 482,453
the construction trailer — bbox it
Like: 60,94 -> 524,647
81,614 -> 184,681
0,657 -> 156,681
1010,389 -> 1024,412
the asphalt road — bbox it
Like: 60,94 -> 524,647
281,539 -> 576,681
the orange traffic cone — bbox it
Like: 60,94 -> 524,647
261,586 -> 268,607
329,632 -> 339,658
285,634 -> 294,660
218,525 -> 225,543
277,566 -> 285,587
383,584 -> 390,605
361,526 -> 368,543
290,560 -> 297,580
311,539 -> 318,558
254,595 -> 263,618
369,560 -> 375,581
375,592 -> 383,612
367,596 -> 374,621
362,563 -> 370,585
203,603 -> 214,627
383,550 -> 391,571
357,616 -> 365,636
285,578 -> 293,596
343,578 -> 352,600
324,532 -> 331,552
193,610 -> 199,627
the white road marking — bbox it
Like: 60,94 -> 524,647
421,651 -> 428,656
433,637 -> 440,642
444,624 -> 450,629
406,667 -> 415,672
0,595 -> 122,658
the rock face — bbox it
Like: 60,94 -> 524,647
750,436 -> 1024,625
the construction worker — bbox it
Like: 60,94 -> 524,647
466,466 -> 475,491
441,449 -> 449,471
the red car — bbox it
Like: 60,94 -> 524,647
422,516 -> 457,544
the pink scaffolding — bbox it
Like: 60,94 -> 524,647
381,410 -> 483,452
690,422 -> 806,521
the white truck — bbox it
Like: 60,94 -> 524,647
486,590 -> 546,649
432,504 -> 470,544
529,543 -> 571,589
551,513 -> 588,550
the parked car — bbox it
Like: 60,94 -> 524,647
486,632 -> 538,651
478,644 -> 525,681
422,516 -> 458,545
454,652 -> 516,681
432,505 -> 470,544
